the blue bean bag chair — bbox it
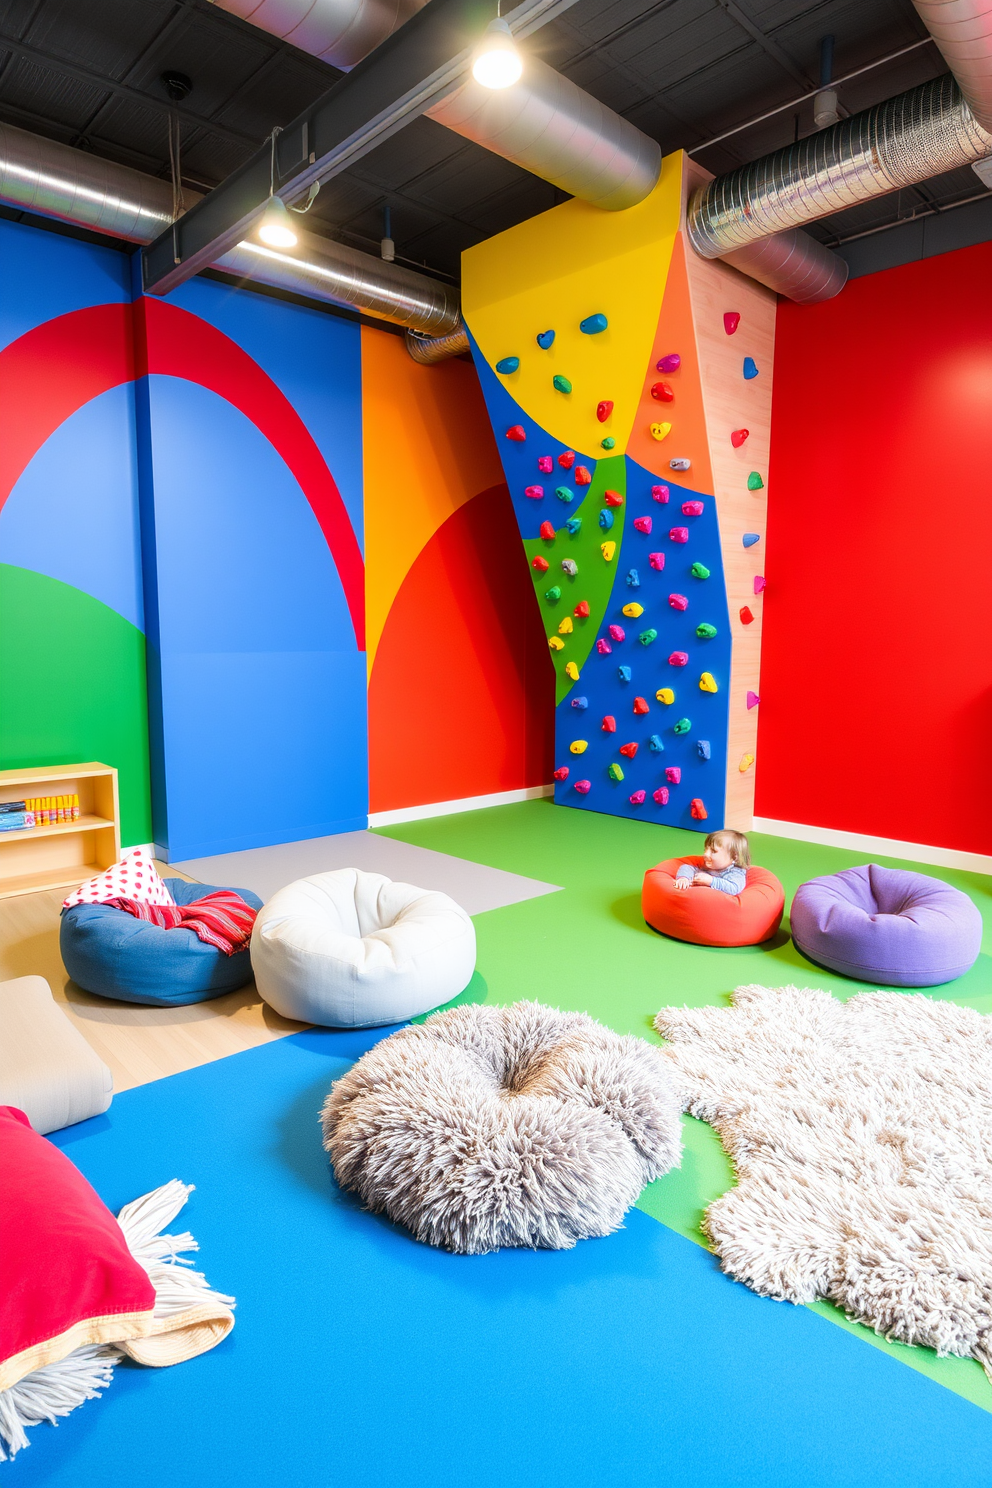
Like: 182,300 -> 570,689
60,879 -> 263,1006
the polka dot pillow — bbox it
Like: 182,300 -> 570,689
62,847 -> 176,909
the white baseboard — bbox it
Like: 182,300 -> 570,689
752,817 -> 992,877
369,784 -> 553,829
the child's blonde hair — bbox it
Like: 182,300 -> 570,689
705,829 -> 750,867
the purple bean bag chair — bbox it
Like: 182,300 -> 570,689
790,864 -> 982,987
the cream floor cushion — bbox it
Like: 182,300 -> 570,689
251,869 -> 476,1027
0,976 -> 113,1133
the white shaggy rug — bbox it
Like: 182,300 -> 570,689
655,984 -> 992,1377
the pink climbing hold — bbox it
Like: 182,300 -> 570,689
596,638 -> 612,655
669,593 -> 688,610
506,425 -> 526,441
731,429 -> 749,448
669,527 -> 689,543
619,742 -> 638,758
682,501 -> 703,516
525,485 -> 544,499
608,624 -> 626,642
656,353 -> 681,374
629,789 -> 647,806
754,575 -> 766,594
538,456 -> 554,473
575,466 -> 592,486
649,552 -> 665,571
574,779 -> 592,794
632,697 -> 650,715
652,485 -> 670,503
653,786 -> 669,805
650,382 -> 674,402
532,556 -> 549,573
602,715 -> 617,733
558,450 -> 575,469
539,520 -> 556,541
597,400 -> 614,422
665,766 -> 681,784
747,691 -> 761,709
604,490 -> 624,507
690,798 -> 708,820
668,651 -> 688,667
574,600 -> 590,618
553,766 -> 569,781
633,516 -> 652,533
739,605 -> 755,625
724,312 -> 741,335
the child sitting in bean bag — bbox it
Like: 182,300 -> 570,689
673,830 -> 749,894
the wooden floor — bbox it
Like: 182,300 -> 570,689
0,867 -> 305,1094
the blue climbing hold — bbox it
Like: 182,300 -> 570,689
579,313 -> 608,335
571,696 -> 589,710
537,330 -> 556,349
496,356 -> 520,375
696,739 -> 711,760
743,357 -> 759,380
556,487 -> 574,504
626,569 -> 640,588
648,733 -> 665,752
617,665 -> 632,683
565,515 -> 582,534
599,509 -> 614,530
743,532 -> 761,548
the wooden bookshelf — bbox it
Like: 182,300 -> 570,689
0,763 -> 121,900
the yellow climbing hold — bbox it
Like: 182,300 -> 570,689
558,616 -> 574,635
699,672 -> 718,693
650,421 -> 672,441
601,541 -> 616,561
549,636 -> 565,651
570,739 -> 588,754
622,602 -> 644,618
739,753 -> 755,773
655,688 -> 675,704
565,661 -> 580,681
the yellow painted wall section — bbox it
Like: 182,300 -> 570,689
361,326 -> 504,670
462,155 -> 683,454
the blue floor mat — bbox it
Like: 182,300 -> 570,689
15,1027 -> 992,1488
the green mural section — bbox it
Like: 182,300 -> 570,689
0,564 -> 152,846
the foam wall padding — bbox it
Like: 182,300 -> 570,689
462,152 -> 775,830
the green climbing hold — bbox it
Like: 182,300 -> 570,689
638,628 -> 658,645
696,622 -> 718,638
690,562 -> 710,579
747,471 -> 764,490
555,486 -> 574,503
608,762 -> 625,782
553,375 -> 573,394
601,437 -> 615,450
545,586 -> 561,602
673,717 -> 691,734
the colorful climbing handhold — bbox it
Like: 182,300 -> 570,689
553,765 -> 569,780
696,740 -> 711,760
743,533 -> 761,548
559,450 -> 575,469
539,520 -> 555,540
653,786 -> 670,805
651,382 -> 675,402
601,437 -> 615,450
570,739 -> 588,754
682,501 -> 704,517
596,400 -> 613,421
669,527 -> 689,543
604,490 -> 624,507
723,312 -> 740,335
690,798 -> 708,821
747,691 -> 760,709
553,375 -> 572,394
633,516 -> 652,534
753,575 -> 766,594
565,516 -> 582,535
555,487 -> 574,504
670,458 -> 691,472
558,616 -> 573,634
545,585 -> 561,602
600,541 -> 616,561
599,509 -> 614,531
739,606 -> 754,625
656,688 -> 675,704
622,602 -> 644,618
538,455 -> 553,473
665,766 -> 681,784
638,629 -> 657,646
549,636 -> 564,651
574,599 -> 590,618
690,562 -> 710,579
602,715 -> 617,732
608,763 -> 625,782
629,790 -> 646,806
565,661 -> 579,681
608,624 -> 625,642
743,357 -> 759,380
496,356 -> 520,375
561,559 -> 578,576
673,717 -> 690,734
625,571 -> 640,589
531,556 -> 549,572
537,330 -> 555,349
731,429 -> 749,448
581,313 -> 608,335
739,753 -> 755,773
575,466 -> 592,485
656,353 -> 681,373
747,471 -> 764,490
574,779 -> 591,794
699,672 -> 718,693
696,622 -> 717,638
506,425 -> 526,441
633,696 -> 650,714
570,697 -> 587,710
669,652 -> 688,667
669,593 -> 688,611
650,422 -> 672,441
596,638 -> 612,655
652,485 -> 670,503
617,665 -> 632,682
649,553 -> 665,571
619,742 -> 638,758
648,734 -> 665,752
525,485 -> 544,500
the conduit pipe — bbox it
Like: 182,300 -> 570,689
0,120 -> 461,335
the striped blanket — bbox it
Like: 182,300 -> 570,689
105,890 -> 256,956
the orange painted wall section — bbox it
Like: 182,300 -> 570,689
363,327 -> 554,812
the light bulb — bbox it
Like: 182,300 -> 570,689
258,197 -> 297,249
471,17 -> 522,89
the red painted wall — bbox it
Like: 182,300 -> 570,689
757,243 -> 992,854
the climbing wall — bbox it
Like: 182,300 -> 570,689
461,151 -> 775,831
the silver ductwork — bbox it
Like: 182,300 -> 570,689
210,0 -> 429,71
426,58 -> 662,212
721,229 -> 849,304
688,74 -> 992,260
911,0 -> 992,132
404,320 -> 470,362
0,120 -> 460,336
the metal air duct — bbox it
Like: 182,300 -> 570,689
209,0 -> 429,71
911,0 -> 992,132
404,320 -> 470,362
0,120 -> 460,336
687,74 -> 992,260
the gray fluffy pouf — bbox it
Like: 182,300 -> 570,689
320,1000 -> 682,1254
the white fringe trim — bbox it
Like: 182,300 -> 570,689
0,1180 -> 234,1460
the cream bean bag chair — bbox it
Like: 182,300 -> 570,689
250,869 -> 476,1027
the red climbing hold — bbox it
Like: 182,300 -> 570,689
739,605 -> 754,624
538,456 -> 553,473
602,715 -> 617,733
690,797 -> 708,820
669,527 -> 689,543
669,593 -> 688,610
652,486 -> 670,503
619,742 -> 638,758
608,624 -> 625,642
597,401 -> 614,422
525,485 -> 544,499
575,466 -> 592,486
633,516 -> 652,533
629,790 -> 647,806
506,425 -> 526,441
682,501 -> 703,516
574,779 -> 591,794
668,651 -> 688,666
731,429 -> 749,448
596,638 -> 612,655
666,767 -> 681,784
604,490 -> 624,507
574,600 -> 591,618
539,521 -> 555,540
649,552 -> 665,570
553,766 -> 569,780
650,382 -> 674,402
558,450 -> 576,469
633,697 -> 650,715
747,691 -> 761,708
653,786 -> 669,805
724,312 -> 741,335
532,556 -> 550,572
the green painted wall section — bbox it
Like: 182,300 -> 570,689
0,564 -> 152,846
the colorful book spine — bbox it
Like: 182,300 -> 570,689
10,794 -> 80,828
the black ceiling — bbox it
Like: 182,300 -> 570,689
0,0 -> 984,281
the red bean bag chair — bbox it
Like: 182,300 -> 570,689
642,857 -> 785,947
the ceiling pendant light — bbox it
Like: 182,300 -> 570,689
258,196 -> 298,248
471,16 -> 522,90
